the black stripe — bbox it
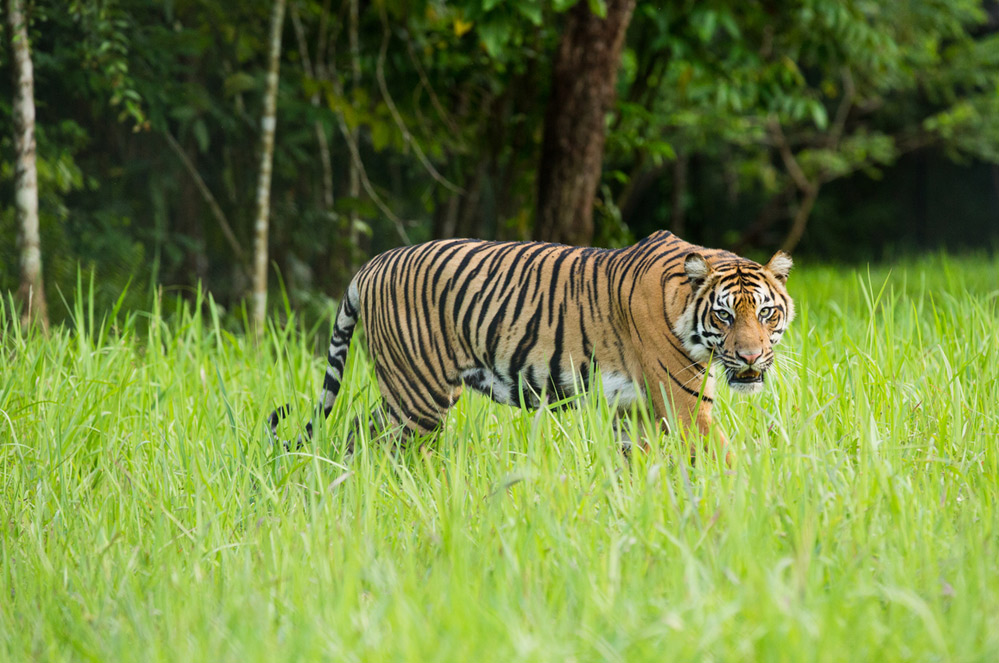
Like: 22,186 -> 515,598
547,303 -> 567,398
546,248 -> 573,324
658,359 -> 714,403
507,305 -> 543,382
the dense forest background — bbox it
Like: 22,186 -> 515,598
3,0 -> 999,326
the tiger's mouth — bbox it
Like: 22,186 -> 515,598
727,368 -> 765,392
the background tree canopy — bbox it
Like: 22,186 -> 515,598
2,0 -> 998,324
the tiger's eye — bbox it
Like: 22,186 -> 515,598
715,309 -> 732,323
758,306 -> 772,320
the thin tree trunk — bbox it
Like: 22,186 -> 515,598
251,0 -> 287,335
7,0 -> 48,332
534,0 -> 635,246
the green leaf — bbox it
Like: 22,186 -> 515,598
515,1 -> 544,26
223,72 -> 256,98
371,121 -> 392,152
693,9 -> 717,42
335,196 -> 378,219
192,119 -> 209,154
809,100 -> 829,130
478,20 -> 512,59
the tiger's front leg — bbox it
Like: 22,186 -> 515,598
645,364 -> 733,467
613,416 -> 650,460
692,406 -> 733,467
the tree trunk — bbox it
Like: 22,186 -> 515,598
251,0 -> 287,335
7,0 -> 49,332
534,0 -> 635,246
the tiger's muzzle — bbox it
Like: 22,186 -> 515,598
723,354 -> 772,394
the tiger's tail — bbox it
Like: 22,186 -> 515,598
269,280 -> 361,445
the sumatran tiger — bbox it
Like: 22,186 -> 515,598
270,230 -> 794,461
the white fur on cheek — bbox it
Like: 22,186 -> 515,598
673,305 -> 714,363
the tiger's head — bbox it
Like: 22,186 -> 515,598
674,251 -> 795,394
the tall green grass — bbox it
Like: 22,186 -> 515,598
2,255 -> 998,662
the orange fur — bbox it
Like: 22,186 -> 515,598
273,230 -> 795,460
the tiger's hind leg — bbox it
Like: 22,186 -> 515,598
346,386 -> 461,456
342,403 -> 403,456
367,356 -> 462,439
341,411 -> 427,457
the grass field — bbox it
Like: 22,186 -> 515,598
2,255 -> 999,662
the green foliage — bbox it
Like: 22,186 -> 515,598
0,114 -> 95,305
3,259 -> 999,660
2,0 -> 998,321
609,0 -> 999,245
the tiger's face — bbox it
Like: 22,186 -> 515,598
674,252 -> 795,394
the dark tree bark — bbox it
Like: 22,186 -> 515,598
534,0 -> 635,246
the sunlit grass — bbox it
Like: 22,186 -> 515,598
2,254 -> 998,661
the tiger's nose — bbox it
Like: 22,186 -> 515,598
737,350 -> 762,365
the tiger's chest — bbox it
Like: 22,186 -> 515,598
598,371 -> 643,408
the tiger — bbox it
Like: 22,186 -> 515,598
270,229 -> 794,460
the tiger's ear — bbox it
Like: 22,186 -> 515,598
684,253 -> 712,287
766,251 -> 793,284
